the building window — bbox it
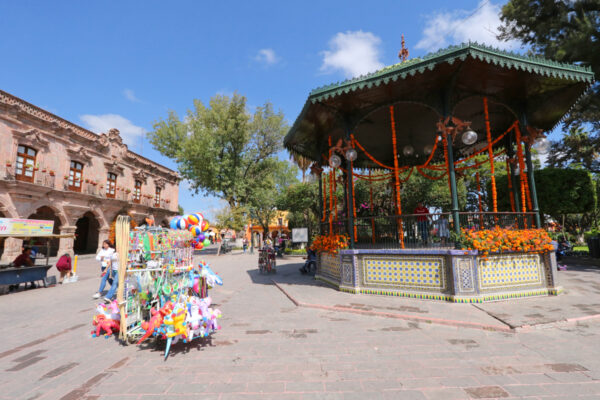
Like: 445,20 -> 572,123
154,187 -> 161,207
68,161 -> 83,192
106,172 -> 117,198
133,180 -> 142,204
15,145 -> 37,183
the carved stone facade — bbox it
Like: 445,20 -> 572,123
0,89 -> 180,261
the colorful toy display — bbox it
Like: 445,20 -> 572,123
91,216 -> 223,359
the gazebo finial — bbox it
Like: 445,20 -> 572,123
399,34 -> 409,62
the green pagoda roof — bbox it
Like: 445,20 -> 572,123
284,42 -> 595,169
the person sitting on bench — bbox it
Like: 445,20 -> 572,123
9,247 -> 35,291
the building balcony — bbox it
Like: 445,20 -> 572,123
1,166 -> 174,212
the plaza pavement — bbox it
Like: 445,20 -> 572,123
0,249 -> 600,399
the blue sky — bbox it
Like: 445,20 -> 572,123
1,0 -> 546,219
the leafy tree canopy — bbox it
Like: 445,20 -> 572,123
148,93 -> 288,209
499,0 -> 600,130
546,127 -> 600,173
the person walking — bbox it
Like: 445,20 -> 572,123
93,240 -> 115,299
414,203 -> 430,245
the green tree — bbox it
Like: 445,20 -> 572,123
276,179 -> 321,243
492,168 -> 597,231
546,127 -> 600,173
214,205 -> 247,232
148,93 -> 288,210
247,161 -> 299,235
499,0 -> 600,130
178,204 -> 184,215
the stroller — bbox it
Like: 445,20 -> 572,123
299,248 -> 317,275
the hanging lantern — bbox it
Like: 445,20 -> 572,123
329,154 -> 342,168
423,144 -> 433,155
533,137 -> 551,154
402,145 -> 414,156
345,148 -> 358,161
461,129 -> 478,145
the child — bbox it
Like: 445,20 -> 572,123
55,253 -> 72,284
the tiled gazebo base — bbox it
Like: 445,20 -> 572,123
316,249 -> 562,303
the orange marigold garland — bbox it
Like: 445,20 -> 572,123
483,97 -> 497,212
389,105 -> 405,248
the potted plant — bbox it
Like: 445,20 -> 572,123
49,170 -> 55,176
5,161 -> 12,167
64,174 -> 69,180
42,167 -> 47,173
33,164 -> 39,171
84,178 -> 90,183
126,189 -> 131,194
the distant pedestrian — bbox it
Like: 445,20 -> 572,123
414,203 -> 430,244
242,238 -> 248,253
93,240 -> 115,300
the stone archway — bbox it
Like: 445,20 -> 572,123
27,205 -> 62,257
74,211 -> 100,254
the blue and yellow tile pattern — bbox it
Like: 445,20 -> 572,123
478,254 -> 542,290
319,252 -> 341,281
363,256 -> 446,291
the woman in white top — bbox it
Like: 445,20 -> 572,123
93,240 -> 119,302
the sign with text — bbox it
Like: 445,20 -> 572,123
292,228 -> 308,243
0,218 -> 54,237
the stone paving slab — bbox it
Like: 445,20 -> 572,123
271,256 -> 600,330
1,252 -> 600,399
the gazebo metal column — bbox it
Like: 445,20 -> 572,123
445,128 -> 461,237
505,132 -> 522,217
521,115 -> 542,228
345,124 -> 356,249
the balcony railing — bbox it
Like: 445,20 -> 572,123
320,212 -> 537,249
2,167 -> 172,211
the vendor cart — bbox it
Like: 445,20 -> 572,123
0,233 -> 74,288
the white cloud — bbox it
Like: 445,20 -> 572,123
255,48 -> 279,65
80,114 -> 146,147
320,30 -> 384,79
123,88 -> 140,103
416,1 -> 520,52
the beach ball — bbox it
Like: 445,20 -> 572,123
198,233 -> 205,242
201,220 -> 209,231
203,239 -> 211,247
170,217 -> 181,230
187,213 -> 200,225
176,218 -> 188,230
189,225 -> 202,236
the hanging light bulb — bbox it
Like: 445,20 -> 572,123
345,148 -> 358,161
329,154 -> 342,168
402,145 -> 414,156
533,137 -> 551,154
461,129 -> 478,145
423,144 -> 433,155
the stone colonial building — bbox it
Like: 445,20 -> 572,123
0,89 -> 179,262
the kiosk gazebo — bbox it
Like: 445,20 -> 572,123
284,43 -> 594,302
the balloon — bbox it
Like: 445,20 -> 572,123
187,214 -> 200,225
169,217 -> 181,230
176,219 -> 188,230
201,220 -> 209,231
189,226 -> 202,236
198,233 -> 205,242
203,239 -> 211,247
195,242 -> 204,250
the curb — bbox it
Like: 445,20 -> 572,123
271,280 -> 514,333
